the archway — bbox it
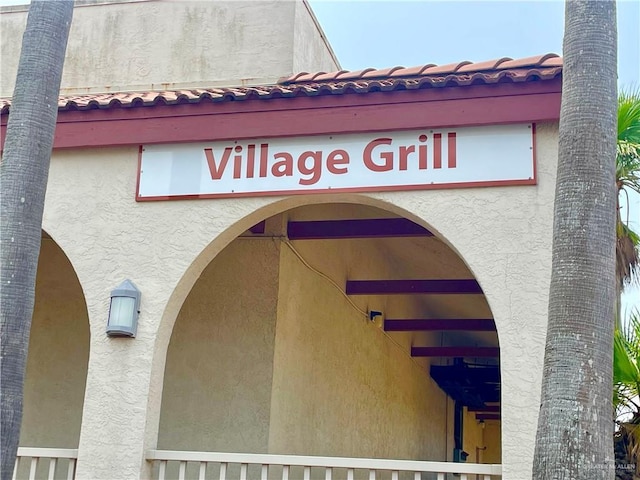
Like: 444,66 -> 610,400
157,201 -> 500,466
19,231 -> 90,448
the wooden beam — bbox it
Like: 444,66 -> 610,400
249,220 -> 266,234
346,279 -> 482,295
384,318 -> 495,331
467,405 -> 501,413
475,413 -> 501,421
287,218 -> 432,240
411,346 -> 499,358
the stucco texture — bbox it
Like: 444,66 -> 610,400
33,122 -> 557,479
0,0 -> 339,96
20,237 -> 90,448
268,242 -> 448,460
158,238 -> 280,453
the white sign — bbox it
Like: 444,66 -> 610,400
137,124 -> 535,200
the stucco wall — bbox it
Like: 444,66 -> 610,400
268,241 -> 448,460
483,421 -> 502,463
0,0 -> 340,96
292,1 -> 340,74
463,408 -> 485,464
20,237 -> 90,448
36,122 -> 557,479
158,238 -> 280,452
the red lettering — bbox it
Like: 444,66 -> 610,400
298,151 -> 323,185
363,138 -> 393,172
398,145 -> 415,171
448,133 -> 457,168
246,144 -> 255,178
433,134 -> 442,169
260,144 -> 269,177
233,145 -> 242,179
272,152 -> 293,177
418,135 -> 428,169
327,149 -> 349,174
204,147 -> 232,180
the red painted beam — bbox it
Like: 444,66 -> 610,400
475,413 -> 501,421
1,80 -> 561,151
411,347 -> 500,357
384,318 -> 495,331
287,218 -> 432,240
249,221 -> 266,234
346,279 -> 482,295
468,405 -> 501,413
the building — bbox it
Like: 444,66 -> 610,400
0,1 -> 562,479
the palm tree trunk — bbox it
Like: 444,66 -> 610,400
0,2 -> 73,479
533,1 -> 618,479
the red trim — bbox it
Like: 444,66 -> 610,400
287,218 -> 432,239
383,318 -> 496,331
411,346 -> 500,358
136,178 -> 537,202
475,413 -> 501,421
249,220 -> 266,234
468,405 -> 500,413
346,279 -> 482,295
1,80 -> 561,152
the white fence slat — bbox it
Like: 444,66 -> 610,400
145,450 -> 502,479
28,458 -> 38,480
178,461 -> 187,480
12,458 -> 18,480
347,468 -> 354,480
66,459 -> 76,480
48,458 -> 57,480
146,450 -> 501,475
158,460 -> 167,480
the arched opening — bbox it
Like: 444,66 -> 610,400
157,201 -> 500,468
19,231 -> 90,449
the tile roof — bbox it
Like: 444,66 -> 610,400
0,54 -> 562,114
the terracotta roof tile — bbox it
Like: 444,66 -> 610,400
457,57 -> 512,72
496,53 -> 561,69
0,54 -> 562,114
389,64 -> 437,77
363,66 -> 405,78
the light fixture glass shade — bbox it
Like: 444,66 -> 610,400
106,279 -> 140,337
108,297 -> 136,328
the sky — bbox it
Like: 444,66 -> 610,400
2,0 -> 639,310
308,0 -> 640,313
308,0 -> 639,88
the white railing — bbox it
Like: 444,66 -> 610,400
13,447 -> 77,480
147,450 -> 501,480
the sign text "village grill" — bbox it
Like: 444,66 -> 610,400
203,133 -> 457,187
137,124 -> 535,200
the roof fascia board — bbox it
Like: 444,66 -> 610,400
0,80 -> 561,150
